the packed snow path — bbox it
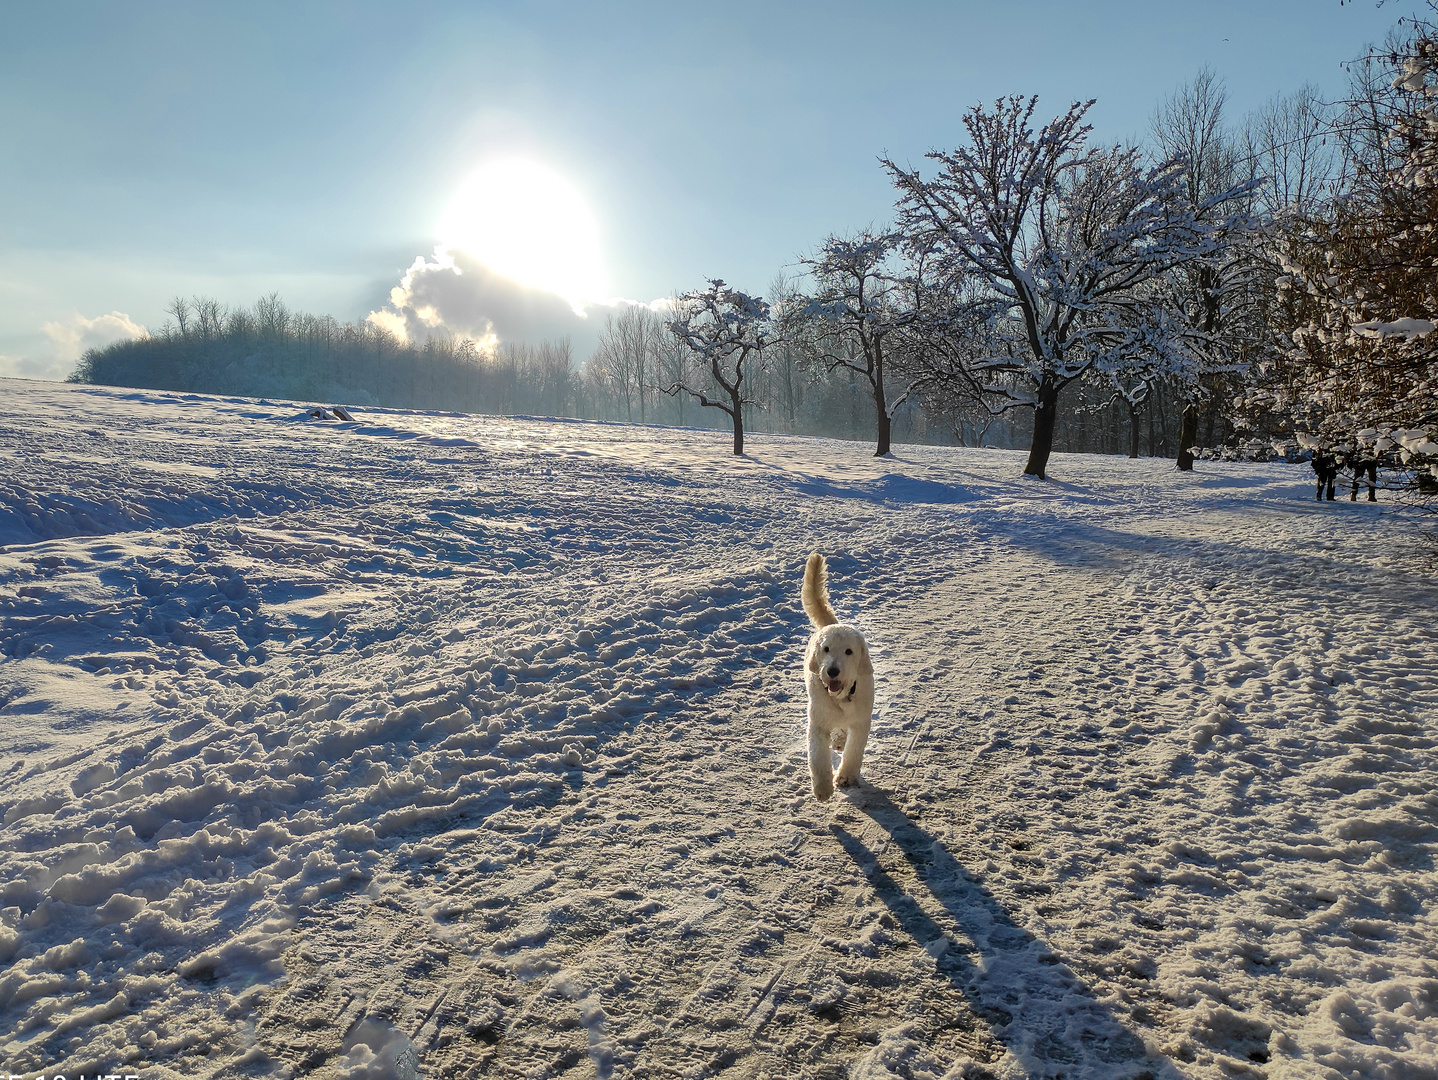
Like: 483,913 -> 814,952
1,380 -> 1434,1080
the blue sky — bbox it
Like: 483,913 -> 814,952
0,0 -> 1417,378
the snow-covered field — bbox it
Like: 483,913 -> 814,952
1,378 -> 1434,1080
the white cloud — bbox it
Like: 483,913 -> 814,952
366,245 -> 667,361
0,311 -> 148,381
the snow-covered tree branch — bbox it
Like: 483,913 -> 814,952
883,96 -> 1253,478
1247,13 -> 1438,492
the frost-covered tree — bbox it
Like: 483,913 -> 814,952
884,97 -> 1251,478
800,229 -> 913,457
1092,305 -> 1206,460
1149,70 -> 1267,469
1255,13 -> 1438,482
663,280 -> 776,456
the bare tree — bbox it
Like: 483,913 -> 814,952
1244,84 -> 1338,219
193,296 -> 226,342
664,280 -> 776,456
655,299 -> 691,425
1330,23 -> 1428,195
539,337 -> 574,416
594,305 -> 664,422
255,292 -> 291,341
764,274 -> 808,430
165,296 -> 191,337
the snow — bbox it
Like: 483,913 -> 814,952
1351,318 -> 1435,340
1,377 -> 1435,1079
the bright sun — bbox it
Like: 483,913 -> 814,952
438,158 -> 604,313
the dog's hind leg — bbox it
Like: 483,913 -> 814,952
830,728 -> 847,752
808,720 -> 834,802
835,720 -> 870,789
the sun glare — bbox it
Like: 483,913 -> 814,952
438,158 -> 604,313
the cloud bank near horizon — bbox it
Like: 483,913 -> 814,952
1,311 -> 148,381
365,246 -> 670,362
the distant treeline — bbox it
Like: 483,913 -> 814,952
68,292 -> 1206,455
67,293 -> 580,415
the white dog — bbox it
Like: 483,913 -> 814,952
801,553 -> 875,801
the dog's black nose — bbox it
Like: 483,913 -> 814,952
826,665 -> 840,678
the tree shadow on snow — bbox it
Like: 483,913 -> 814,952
987,513 -> 1425,595
784,472 -> 983,506
833,787 -> 1180,1079
980,518 -> 1162,570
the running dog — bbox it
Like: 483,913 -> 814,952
801,553 -> 875,801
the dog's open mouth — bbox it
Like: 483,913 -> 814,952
827,678 -> 844,694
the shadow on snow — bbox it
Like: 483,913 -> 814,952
835,787 -> 1180,1080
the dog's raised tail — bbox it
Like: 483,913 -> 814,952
802,552 -> 838,628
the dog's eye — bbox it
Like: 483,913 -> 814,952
821,645 -> 828,653
845,648 -> 852,655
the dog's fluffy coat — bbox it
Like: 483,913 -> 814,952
801,553 -> 875,801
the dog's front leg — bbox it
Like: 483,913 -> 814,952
808,715 -> 834,801
835,719 -> 870,788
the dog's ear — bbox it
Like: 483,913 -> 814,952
807,646 -> 820,673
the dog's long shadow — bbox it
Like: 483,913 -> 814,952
833,787 -> 1179,1079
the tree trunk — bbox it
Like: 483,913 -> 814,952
729,391 -> 744,456
872,371 -> 890,458
848,372 -> 859,438
1176,403 -> 1199,471
1128,401 -> 1140,459
1022,380 -> 1060,479
872,344 -> 891,457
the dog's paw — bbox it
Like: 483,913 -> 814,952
813,780 -> 834,802
830,730 -> 848,752
836,772 -> 860,789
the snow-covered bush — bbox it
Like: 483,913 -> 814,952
1248,10 -> 1438,494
